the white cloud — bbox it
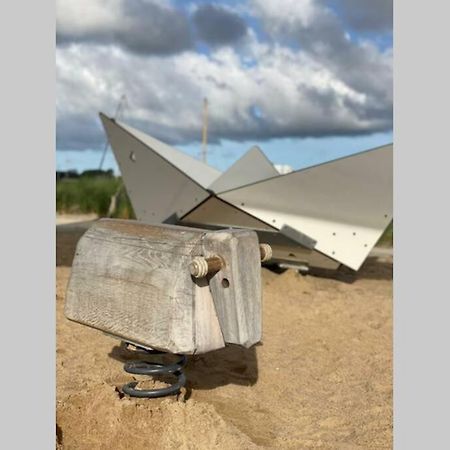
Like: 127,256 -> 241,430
56,0 -> 192,55
251,0 -> 319,29
56,0 -> 392,150
56,0 -> 123,36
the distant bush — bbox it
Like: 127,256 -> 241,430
56,174 -> 393,247
56,170 -> 79,180
56,176 -> 135,219
80,169 -> 114,178
56,169 -> 115,180
376,221 -> 393,247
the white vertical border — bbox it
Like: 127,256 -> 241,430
0,0 -> 55,448
395,1 -> 450,448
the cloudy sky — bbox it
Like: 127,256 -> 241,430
56,0 -> 392,172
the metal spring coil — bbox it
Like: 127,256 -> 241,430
122,344 -> 187,398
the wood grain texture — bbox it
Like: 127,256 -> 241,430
65,219 -> 260,354
202,229 -> 262,348
193,278 -> 225,353
65,219 -> 205,353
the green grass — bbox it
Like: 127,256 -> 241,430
57,175 -> 393,247
376,221 -> 393,247
56,176 -> 135,219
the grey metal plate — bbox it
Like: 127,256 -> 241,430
209,146 -> 279,193
101,114 -> 211,223
180,196 -> 274,231
279,224 -> 317,250
220,145 -> 393,270
101,115 -> 392,271
117,118 -> 221,189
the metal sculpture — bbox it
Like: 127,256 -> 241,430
100,113 -> 392,271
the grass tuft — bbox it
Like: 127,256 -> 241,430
56,175 -> 393,247
56,176 -> 135,219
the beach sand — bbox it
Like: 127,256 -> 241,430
56,217 -> 392,449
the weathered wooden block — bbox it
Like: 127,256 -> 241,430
65,219 -> 262,354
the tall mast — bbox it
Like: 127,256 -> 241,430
201,97 -> 208,163
99,94 -> 127,170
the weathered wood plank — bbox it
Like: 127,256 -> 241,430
65,220 -> 205,353
202,229 -> 262,348
65,219 -> 261,354
193,278 -> 225,353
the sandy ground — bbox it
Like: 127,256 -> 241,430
56,216 -> 392,449
56,213 -> 98,225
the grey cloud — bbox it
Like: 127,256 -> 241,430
323,0 -> 392,33
303,11 -> 392,94
193,4 -> 247,45
205,75 -> 229,90
56,69 -> 391,152
204,99 -> 389,143
254,2 -> 392,132
57,0 -> 193,55
56,96 -> 390,152
56,113 -> 105,150
56,1 -> 392,152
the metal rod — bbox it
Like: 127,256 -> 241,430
189,255 -> 223,278
189,244 -> 272,278
201,97 -> 208,163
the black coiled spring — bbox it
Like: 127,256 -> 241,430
122,343 -> 187,398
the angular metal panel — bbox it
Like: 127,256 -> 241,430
101,115 -> 392,271
100,114 -> 211,223
116,118 -> 221,189
279,224 -> 317,250
209,146 -> 279,193
181,196 -> 274,231
220,145 -> 393,270
249,229 -> 340,270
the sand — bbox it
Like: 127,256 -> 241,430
56,246 -> 392,449
56,213 -> 98,225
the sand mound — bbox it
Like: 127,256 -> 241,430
57,382 -> 256,450
57,252 -> 392,449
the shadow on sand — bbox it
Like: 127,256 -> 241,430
108,341 -> 259,398
308,256 -> 393,284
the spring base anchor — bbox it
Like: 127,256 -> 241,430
122,343 -> 187,398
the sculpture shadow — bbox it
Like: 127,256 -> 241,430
185,344 -> 259,390
309,256 -> 393,284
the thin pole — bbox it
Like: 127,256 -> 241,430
201,98 -> 208,163
99,94 -> 127,170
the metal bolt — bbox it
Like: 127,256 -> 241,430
259,243 -> 273,262
189,256 -> 224,278
190,244 -> 273,277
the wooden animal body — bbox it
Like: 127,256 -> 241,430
65,219 -> 263,354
